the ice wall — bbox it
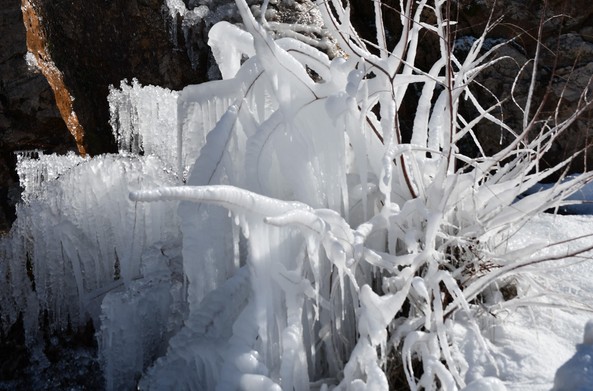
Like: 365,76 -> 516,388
0,153 -> 181,336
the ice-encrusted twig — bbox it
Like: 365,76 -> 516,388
131,185 -> 312,217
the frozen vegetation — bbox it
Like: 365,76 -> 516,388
1,0 -> 593,390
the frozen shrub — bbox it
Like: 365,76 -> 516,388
131,0 -> 593,389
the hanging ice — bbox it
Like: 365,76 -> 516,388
1,153 -> 181,339
108,79 -> 180,174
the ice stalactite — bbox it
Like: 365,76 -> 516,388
163,0 -> 189,47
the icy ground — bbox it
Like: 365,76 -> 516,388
457,213 -> 593,390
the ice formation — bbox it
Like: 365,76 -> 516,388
109,80 -> 180,174
2,0 -> 593,389
1,153 -> 181,338
133,0 -> 593,388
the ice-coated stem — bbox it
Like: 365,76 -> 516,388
131,185 -> 312,217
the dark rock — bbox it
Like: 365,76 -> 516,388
27,0 -> 207,155
0,0 -> 75,233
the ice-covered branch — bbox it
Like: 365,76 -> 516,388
131,185 -> 312,217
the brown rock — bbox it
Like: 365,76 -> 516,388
22,0 -> 87,155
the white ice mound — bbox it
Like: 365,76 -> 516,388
552,319 -> 593,391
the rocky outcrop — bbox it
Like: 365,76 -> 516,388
0,0 -> 75,232
24,0 -> 207,155
22,0 -> 87,156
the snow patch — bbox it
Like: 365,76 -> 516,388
24,51 -> 39,72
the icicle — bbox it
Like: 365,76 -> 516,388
6,154 -> 180,336
379,95 -> 396,204
164,0 -> 187,46
108,80 -> 179,172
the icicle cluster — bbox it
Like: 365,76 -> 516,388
16,150 -> 85,203
1,154 -> 181,339
108,79 -> 180,174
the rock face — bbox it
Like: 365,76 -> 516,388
0,0 -> 75,232
24,0 -> 207,155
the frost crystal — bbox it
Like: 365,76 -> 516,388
24,51 -> 39,72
